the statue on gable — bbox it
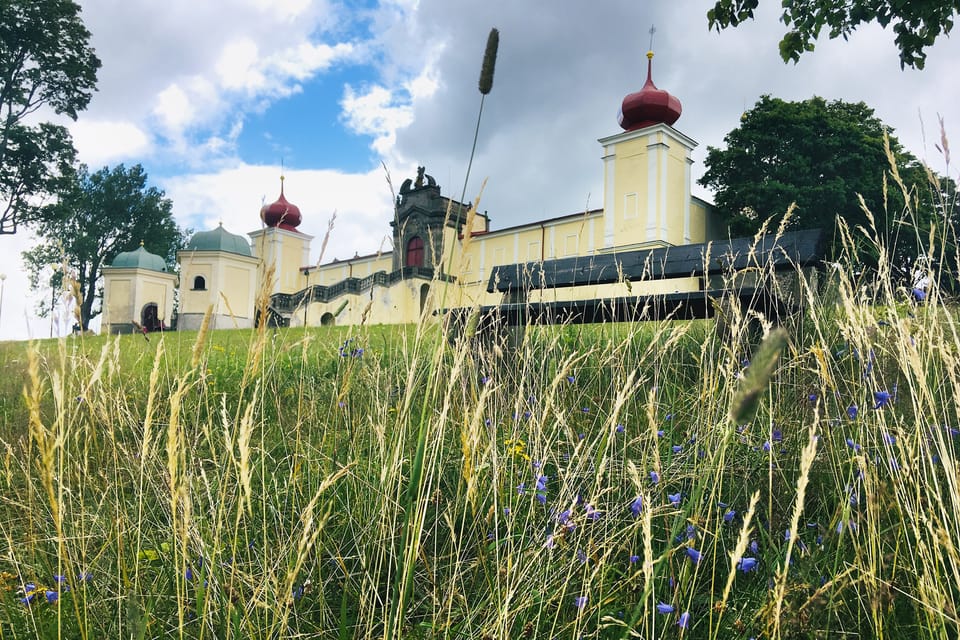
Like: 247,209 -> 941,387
399,166 -> 437,195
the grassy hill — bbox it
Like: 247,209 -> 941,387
0,259 -> 958,639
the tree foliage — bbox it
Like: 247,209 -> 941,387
699,96 -> 951,262
707,0 -> 960,69
22,164 -> 187,330
0,0 -> 101,234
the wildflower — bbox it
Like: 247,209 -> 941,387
847,404 -> 858,420
629,554 -> 640,563
544,534 -> 556,549
574,595 -> 587,609
665,413 -> 674,421
535,475 -> 548,492
808,393 -> 818,403
784,529 -> 791,541
723,509 -> 736,523
616,423 -> 625,433
686,546 -> 702,564
480,375 -> 491,385
577,549 -> 587,564
883,432 -> 896,445
503,507 -> 510,516
678,611 -> 691,629
578,432 -> 585,440
672,445 -> 683,454
630,496 -> 643,516
657,429 -> 665,438
566,375 -> 576,383
738,557 -> 758,572
874,390 -> 892,409
45,590 -> 58,604
845,438 -> 861,452
649,470 -> 660,484
558,509 -> 572,524
536,492 -> 547,505
762,441 -> 771,452
668,492 -> 682,506
656,602 -> 675,614
517,482 -> 526,495
77,572 -> 93,582
581,407 -> 590,414
772,429 -> 783,442
585,504 -> 601,520
749,540 -> 759,554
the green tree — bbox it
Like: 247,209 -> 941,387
22,164 -> 187,330
707,0 -> 960,69
0,0 -> 101,234
699,96 -> 950,262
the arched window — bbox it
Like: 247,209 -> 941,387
406,236 -> 424,268
193,275 -> 206,290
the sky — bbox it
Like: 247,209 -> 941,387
0,0 -> 958,341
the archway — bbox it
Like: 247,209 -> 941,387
141,303 -> 161,332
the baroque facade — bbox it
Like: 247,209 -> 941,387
102,52 -> 719,334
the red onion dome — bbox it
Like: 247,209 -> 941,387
617,51 -> 682,132
260,176 -> 302,230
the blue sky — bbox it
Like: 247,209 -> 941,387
1,0 -> 958,340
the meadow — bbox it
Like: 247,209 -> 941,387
1,223 -> 960,640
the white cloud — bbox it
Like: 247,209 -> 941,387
162,163 -> 397,263
69,120 -> 152,167
154,84 -> 195,132
340,84 -> 415,156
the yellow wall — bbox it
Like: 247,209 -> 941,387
250,227 -> 313,294
177,250 -> 259,329
307,253 -> 393,286
104,278 -> 131,326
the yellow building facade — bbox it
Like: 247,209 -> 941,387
106,52 -> 719,333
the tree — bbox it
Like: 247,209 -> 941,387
22,164 -> 187,330
699,96 -> 950,262
707,0 -> 960,69
0,0 -> 101,234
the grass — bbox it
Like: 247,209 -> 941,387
2,222 -> 960,639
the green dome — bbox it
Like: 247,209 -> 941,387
185,224 -> 252,256
111,245 -> 168,272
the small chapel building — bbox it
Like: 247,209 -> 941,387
102,51 -> 720,333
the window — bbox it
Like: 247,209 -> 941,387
192,275 -> 206,290
406,236 -> 424,267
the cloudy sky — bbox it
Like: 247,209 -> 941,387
0,0 -> 957,340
